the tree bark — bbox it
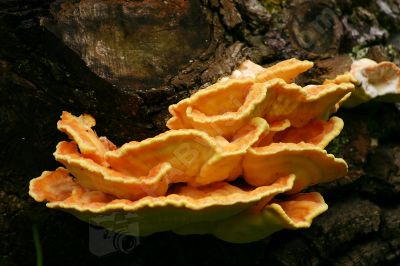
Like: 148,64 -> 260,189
1,0 -> 400,265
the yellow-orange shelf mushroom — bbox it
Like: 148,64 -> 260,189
167,76 -> 353,138
29,167 -> 297,238
54,141 -> 171,200
167,79 -> 266,138
226,58 -> 314,83
57,111 -> 115,166
174,192 -> 328,243
269,116 -> 344,148
28,58 -> 354,243
243,142 -> 347,193
106,116 -> 268,186
167,58 -> 317,138
343,58 -> 400,107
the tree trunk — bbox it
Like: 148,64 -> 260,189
1,0 -> 400,265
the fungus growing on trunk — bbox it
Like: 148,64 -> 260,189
29,58 -> 354,243
343,58 -> 400,107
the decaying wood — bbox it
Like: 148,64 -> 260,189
1,0 -> 400,265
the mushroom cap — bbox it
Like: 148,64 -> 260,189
107,117 -> 268,186
56,112 -> 269,188
174,192 -> 328,243
29,167 -> 297,237
167,78 -> 353,138
262,78 -> 353,127
227,58 -> 313,83
343,59 -> 400,107
167,79 -> 267,138
167,58 -> 317,138
256,119 -> 291,147
243,142 -> 347,193
270,116 -> 344,148
54,141 -> 170,200
255,58 -> 314,83
57,111 -> 114,166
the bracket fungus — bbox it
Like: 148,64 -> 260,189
343,58 -> 400,107
167,60 -> 353,137
29,58 -> 355,243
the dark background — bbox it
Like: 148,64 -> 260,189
1,0 -> 400,265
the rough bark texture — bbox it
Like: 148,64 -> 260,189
1,0 -> 400,265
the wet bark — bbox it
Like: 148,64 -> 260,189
1,0 -> 400,265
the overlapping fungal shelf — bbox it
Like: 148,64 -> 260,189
343,58 -> 400,107
29,58 -> 355,243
